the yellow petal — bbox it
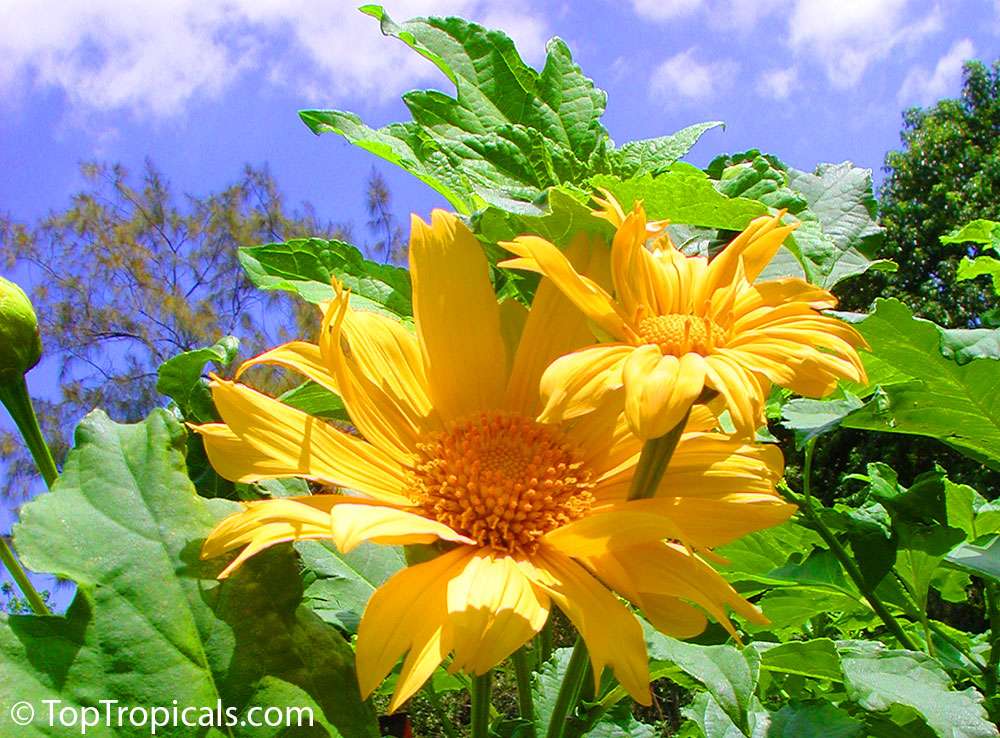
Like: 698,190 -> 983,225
356,546 -> 473,708
498,297 -> 530,380
528,546 -> 651,705
622,347 -> 707,439
636,593 -> 709,639
542,505 -> 688,557
537,344 -> 631,424
320,292 -> 436,462
411,210 -> 507,419
734,279 -> 838,317
501,233 -> 629,341
447,553 -> 551,674
590,542 -> 768,639
703,354 -> 764,436
196,422 -> 321,485
626,494 -> 797,548
503,232 -> 604,417
208,378 -> 409,503
202,495 -> 345,577
330,503 -> 474,552
235,341 -> 338,395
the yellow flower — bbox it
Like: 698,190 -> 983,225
501,194 -> 869,439
196,211 -> 794,710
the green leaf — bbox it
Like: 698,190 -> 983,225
838,641 -> 997,738
956,255 -> 1000,294
278,381 -> 349,423
684,694 -> 862,738
533,648 -> 574,738
1,410 -> 377,738
842,299 -> 1000,469
940,219 -> 1000,250
644,623 -> 757,734
608,122 -> 723,178
590,171 -> 768,231
756,638 -> 844,681
783,162 -> 892,288
944,536 -> 1000,584
708,151 -> 809,214
584,702 -> 656,738
303,10 -> 611,212
756,587 -> 868,631
476,186 -> 615,248
945,480 -> 1000,541
156,336 -> 239,423
779,394 -> 864,449
238,237 -> 412,323
894,524 -> 966,611
298,540 -> 405,634
712,520 -> 824,593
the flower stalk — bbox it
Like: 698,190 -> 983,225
985,580 -> 1000,696
0,373 -> 59,490
791,439 -> 919,651
0,535 -> 48,615
470,670 -> 493,738
627,410 -> 689,500
513,646 -> 537,734
545,636 -> 589,738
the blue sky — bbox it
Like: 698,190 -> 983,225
1,0 -> 998,597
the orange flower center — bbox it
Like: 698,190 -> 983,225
637,314 -> 728,356
409,411 -> 594,555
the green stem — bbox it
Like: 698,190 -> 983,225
470,670 -> 493,738
986,580 -> 1000,696
545,636 -> 589,738
926,620 -> 988,675
792,438 -> 920,652
0,372 -> 58,488
513,646 -> 537,734
0,535 -> 48,614
422,682 -> 461,738
627,409 -> 690,501
540,616 -> 554,666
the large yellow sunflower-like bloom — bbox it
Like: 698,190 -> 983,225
501,194 -> 868,439
196,211 -> 794,710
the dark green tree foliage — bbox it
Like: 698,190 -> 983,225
839,60 -> 1000,327
0,161 -> 348,500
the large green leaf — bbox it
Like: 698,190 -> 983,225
684,694 -> 862,738
644,624 -> 757,734
238,237 -> 412,323
608,122 -> 723,179
839,641 -> 997,738
298,540 -> 404,634
301,9 -> 716,213
842,299 -> 1000,469
944,536 -> 1000,584
590,171 -> 768,231
0,410 -> 377,738
756,639 -> 844,681
783,162 -> 893,288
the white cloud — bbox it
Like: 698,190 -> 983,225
0,0 -> 549,118
898,38 -> 974,105
649,48 -> 738,102
757,66 -> 798,100
787,0 -> 942,87
630,0 -> 703,21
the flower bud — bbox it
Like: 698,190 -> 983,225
0,277 -> 43,375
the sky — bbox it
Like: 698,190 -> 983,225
1,0 -> 998,600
